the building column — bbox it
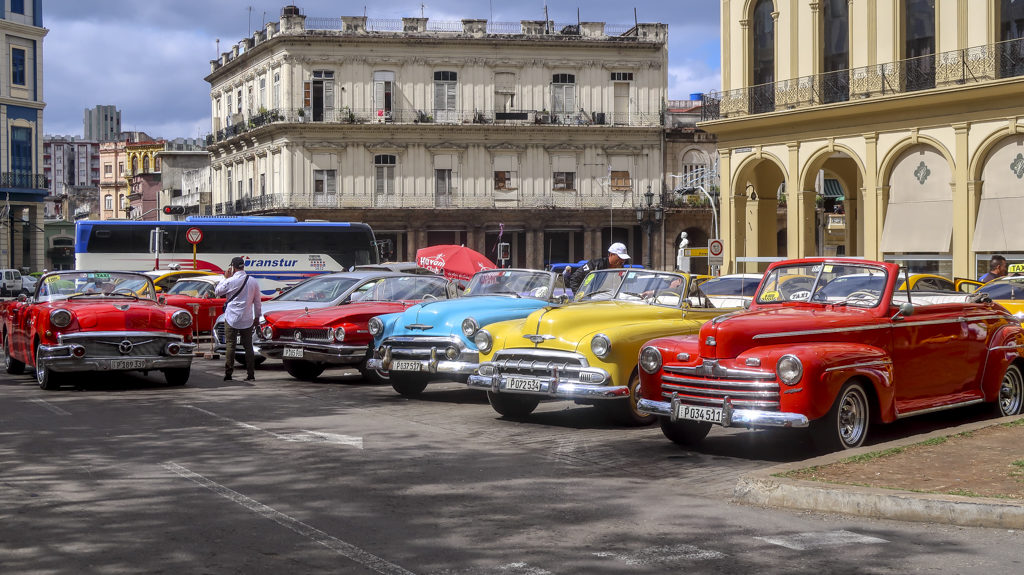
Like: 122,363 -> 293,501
795,190 -> 818,257
720,151 -> 739,274
524,227 -> 539,269
10,208 -> 25,270
952,123 -> 971,278
862,133 -> 881,259
31,206 -> 45,271
584,226 -> 600,261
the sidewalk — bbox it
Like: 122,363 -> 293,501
733,414 -> 1024,529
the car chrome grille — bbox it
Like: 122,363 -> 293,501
58,333 -> 177,358
383,337 -> 463,358
277,328 -> 331,343
490,349 -> 606,383
214,322 -> 226,344
660,361 -> 781,410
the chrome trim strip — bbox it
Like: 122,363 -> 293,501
824,360 -> 892,373
665,358 -> 775,380
895,398 -> 985,419
752,324 -> 889,339
989,344 -> 1022,352
58,331 -> 185,343
493,348 -> 590,365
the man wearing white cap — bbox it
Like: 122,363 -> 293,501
567,242 -> 630,292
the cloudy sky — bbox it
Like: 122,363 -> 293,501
42,1 -> 720,139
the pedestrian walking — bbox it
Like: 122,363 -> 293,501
567,242 -> 630,292
215,256 -> 262,382
979,255 -> 1008,283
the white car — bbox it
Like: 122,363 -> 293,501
20,274 -> 37,294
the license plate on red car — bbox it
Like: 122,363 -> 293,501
110,359 -> 145,370
676,404 -> 724,424
283,347 -> 303,358
506,377 -> 542,392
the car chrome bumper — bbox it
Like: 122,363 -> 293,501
466,374 -> 630,400
259,342 -> 367,364
37,343 -> 196,373
367,344 -> 480,376
636,397 -> 809,428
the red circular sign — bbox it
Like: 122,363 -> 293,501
185,227 -> 203,245
709,239 -> 724,257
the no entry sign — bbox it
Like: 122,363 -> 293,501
185,227 -> 203,245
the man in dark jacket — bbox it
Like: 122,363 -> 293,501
567,242 -> 630,292
979,255 -> 1007,283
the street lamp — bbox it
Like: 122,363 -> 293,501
635,185 -> 664,269
669,172 -> 720,240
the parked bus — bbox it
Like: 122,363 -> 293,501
74,217 -> 378,293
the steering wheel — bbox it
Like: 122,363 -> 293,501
844,289 -> 879,302
110,288 -> 139,298
421,294 -> 439,301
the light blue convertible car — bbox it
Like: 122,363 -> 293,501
366,268 -> 569,396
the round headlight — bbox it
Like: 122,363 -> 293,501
473,329 -> 492,354
332,326 -> 345,342
50,308 -> 73,328
260,324 -> 274,340
639,346 -> 663,374
368,316 -> 384,336
777,354 -> 803,385
591,334 -> 611,359
461,317 -> 479,338
171,309 -> 193,329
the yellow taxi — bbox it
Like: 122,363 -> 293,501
975,265 -> 1024,318
115,269 -> 217,295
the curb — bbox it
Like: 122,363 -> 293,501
733,414 -> 1024,529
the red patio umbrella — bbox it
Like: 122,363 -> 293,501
415,244 -> 495,285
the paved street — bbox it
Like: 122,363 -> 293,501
1,358 -> 1020,574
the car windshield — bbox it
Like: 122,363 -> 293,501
978,279 -> 1024,300
757,262 -> 889,307
347,276 -> 449,302
463,270 -> 555,299
700,276 -> 761,297
274,275 -> 359,303
575,269 -> 689,307
166,279 -> 215,297
37,271 -> 157,302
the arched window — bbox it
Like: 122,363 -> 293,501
751,0 -> 775,113
131,157 -> 138,174
104,194 -> 112,210
905,0 -> 935,91
1000,0 -> 1024,77
143,157 -> 150,173
822,0 -> 849,103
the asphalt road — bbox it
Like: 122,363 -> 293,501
1,358 -> 1021,574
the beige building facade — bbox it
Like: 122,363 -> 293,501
706,0 -> 1024,278
204,7 -> 688,269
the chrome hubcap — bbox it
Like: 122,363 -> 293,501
999,367 -> 1023,416
837,388 -> 867,446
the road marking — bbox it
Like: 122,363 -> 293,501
755,530 -> 889,550
433,563 -> 553,575
161,462 -> 414,575
29,398 -> 70,416
593,544 -> 726,565
185,405 -> 363,449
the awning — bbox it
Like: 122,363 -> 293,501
821,178 -> 844,199
880,200 -> 952,253
973,196 -> 1024,252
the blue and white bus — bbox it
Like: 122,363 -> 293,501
74,217 -> 379,293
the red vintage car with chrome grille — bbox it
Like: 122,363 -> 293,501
257,274 -> 454,381
636,258 -> 1024,451
1,271 -> 197,390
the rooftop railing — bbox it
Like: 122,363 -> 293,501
703,36 -> 1024,120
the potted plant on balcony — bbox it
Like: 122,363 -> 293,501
297,107 -> 306,122
536,109 -> 551,124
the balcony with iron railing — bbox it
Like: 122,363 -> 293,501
702,36 -> 1024,121
205,107 -> 661,145
0,172 -> 48,191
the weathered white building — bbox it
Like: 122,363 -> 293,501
204,6 -> 683,268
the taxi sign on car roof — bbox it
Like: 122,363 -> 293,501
1008,263 -> 1024,274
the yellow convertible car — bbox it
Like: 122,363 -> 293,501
465,269 -> 742,425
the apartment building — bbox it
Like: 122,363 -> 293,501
83,105 -> 121,142
0,1 -> 47,271
204,6 -> 696,268
42,135 -> 100,220
705,0 -> 1024,277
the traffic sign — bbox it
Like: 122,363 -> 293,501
708,238 -> 724,266
684,248 -> 708,257
185,227 -> 203,245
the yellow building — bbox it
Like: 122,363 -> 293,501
705,0 -> 1024,278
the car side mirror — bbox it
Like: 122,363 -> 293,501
892,301 -> 914,320
743,300 -> 751,309
17,293 -> 27,302
157,295 -> 167,305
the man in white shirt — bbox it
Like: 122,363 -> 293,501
215,256 -> 263,382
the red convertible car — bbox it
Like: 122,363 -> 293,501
636,258 -> 1024,451
257,274 -> 454,381
1,271 -> 197,390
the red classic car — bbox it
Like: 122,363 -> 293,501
636,258 -> 1024,451
1,271 -> 197,390
257,274 -> 454,381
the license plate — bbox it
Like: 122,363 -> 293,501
110,359 -> 145,370
676,404 -> 724,424
283,347 -> 303,358
392,360 -> 421,371
506,377 -> 543,392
